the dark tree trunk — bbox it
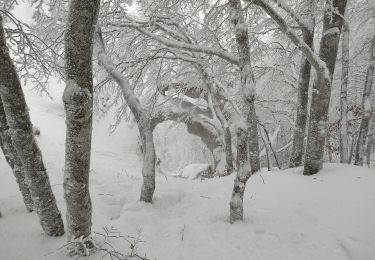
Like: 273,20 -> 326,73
354,36 -> 375,166
303,0 -> 347,175
63,0 -> 100,244
290,21 -> 314,167
339,22 -> 350,163
0,15 -> 64,236
0,97 -> 33,212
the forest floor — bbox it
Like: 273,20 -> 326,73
0,82 -> 374,260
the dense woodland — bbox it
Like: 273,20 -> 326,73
0,0 -> 374,258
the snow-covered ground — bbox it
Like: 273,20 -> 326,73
0,82 -> 375,260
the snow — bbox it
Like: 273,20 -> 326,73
1,80 -> 375,260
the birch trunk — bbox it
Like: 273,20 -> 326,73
95,30 -> 156,203
63,0 -> 100,244
354,35 -> 375,166
289,1 -> 315,168
0,97 -> 33,212
0,15 -> 64,236
339,21 -> 350,163
303,0 -> 347,175
228,0 -> 260,223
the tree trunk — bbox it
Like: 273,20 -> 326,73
0,15 -> 64,236
289,0 -> 315,168
0,97 -> 33,212
228,0 -> 260,224
366,116 -> 374,167
354,36 -> 375,166
303,0 -> 347,175
339,22 -> 350,163
63,0 -> 100,245
230,126 -> 251,223
139,121 -> 156,203
95,29 -> 156,203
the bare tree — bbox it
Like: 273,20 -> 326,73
0,97 -> 33,212
228,0 -> 260,223
289,0 -> 315,168
95,29 -> 156,203
63,0 -> 100,250
0,15 -> 64,236
354,35 -> 375,166
339,19 -> 350,163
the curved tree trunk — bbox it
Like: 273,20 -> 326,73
0,15 -> 64,236
339,21 -> 350,163
63,0 -> 100,246
366,115 -> 375,167
303,0 -> 347,175
354,36 -> 375,166
228,0 -> 260,223
0,97 -> 33,212
290,18 -> 314,167
96,29 -> 156,203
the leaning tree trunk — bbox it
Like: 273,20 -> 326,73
228,0 -> 260,223
303,0 -> 347,175
0,97 -> 33,212
63,0 -> 100,246
0,15 -> 64,236
354,35 -> 375,166
339,21 -> 350,163
95,29 -> 156,203
289,0 -> 315,168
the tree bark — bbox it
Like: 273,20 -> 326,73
303,0 -> 347,175
228,0 -> 260,223
0,15 -> 64,236
0,97 -> 33,212
366,115 -> 374,167
339,21 -> 350,163
290,1 -> 315,167
354,35 -> 375,166
95,30 -> 156,203
63,0 -> 100,244
230,126 -> 251,223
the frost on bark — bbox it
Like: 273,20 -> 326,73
229,0 -> 260,173
0,97 -> 33,212
63,0 -> 100,244
303,0 -> 347,175
228,0 -> 260,223
339,21 -> 350,163
290,0 -> 315,168
354,35 -> 375,166
95,29 -> 156,203
230,125 -> 251,223
0,15 -> 64,236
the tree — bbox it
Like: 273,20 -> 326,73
339,18 -> 350,163
228,0 -> 260,223
354,35 -> 375,165
63,0 -> 100,251
0,97 -> 33,212
0,14 -> 64,236
289,0 -> 315,168
95,28 -> 156,203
